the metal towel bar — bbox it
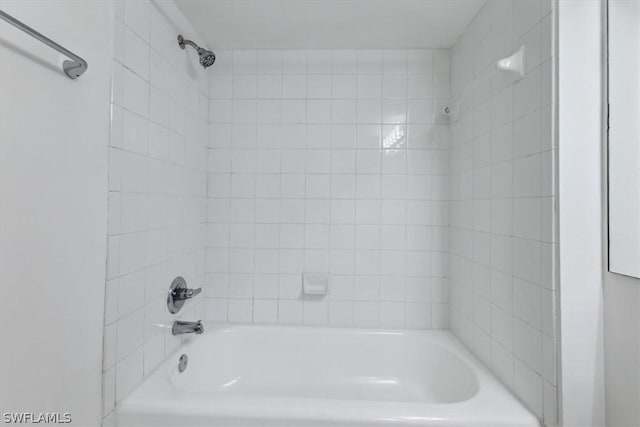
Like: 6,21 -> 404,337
0,9 -> 87,79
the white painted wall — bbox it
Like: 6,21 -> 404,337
0,1 -> 112,425
604,2 -> 640,426
608,0 -> 640,278
558,0 -> 606,425
205,48 -> 451,328
604,273 -> 640,427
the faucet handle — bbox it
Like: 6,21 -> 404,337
184,287 -> 202,299
174,286 -> 202,301
167,277 -> 202,314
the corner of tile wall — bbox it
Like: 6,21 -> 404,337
448,0 -> 557,425
103,0 -> 209,423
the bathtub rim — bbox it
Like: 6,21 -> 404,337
117,323 -> 540,427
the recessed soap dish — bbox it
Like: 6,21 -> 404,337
302,273 -> 329,296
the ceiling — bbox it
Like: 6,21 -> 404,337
174,0 -> 487,49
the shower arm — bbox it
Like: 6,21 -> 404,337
178,35 -> 199,51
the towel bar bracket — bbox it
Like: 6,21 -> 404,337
0,9 -> 88,79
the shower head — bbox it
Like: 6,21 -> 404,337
198,48 -> 216,68
177,35 -> 216,69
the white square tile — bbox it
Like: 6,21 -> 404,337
329,301 -> 354,326
355,251 -> 381,276
381,175 -> 406,199
305,224 -> 330,249
258,75 -> 282,98
233,50 -> 258,74
379,276 -> 405,301
406,303 -> 432,329
307,50 -> 332,74
356,150 -> 381,174
332,50 -> 357,74
232,100 -> 257,124
408,75 -> 433,99
124,0 -> 150,42
357,75 -> 382,99
332,75 -> 357,99
209,100 -> 233,123
253,275 -> 279,299
358,99 -> 382,124
116,309 -> 144,362
115,348 -> 143,403
332,100 -> 357,124
380,302 -> 405,328
228,299 -> 253,323
280,124 -> 304,149
357,50 -> 383,74
233,75 -> 257,99
408,50 -> 433,73
381,150 -> 406,174
254,299 -> 278,323
102,366 -> 116,414
355,200 -> 380,224
383,99 -> 407,124
258,50 -> 283,74
331,125 -> 357,148
283,50 -> 307,74
307,100 -> 332,123
303,301 -> 329,326
354,302 -> 380,327
330,224 -> 355,250
282,100 -> 307,123
257,100 -> 282,124
330,249 -> 355,274
408,100 -> 434,124
122,68 -> 149,117
278,300 -> 303,324
382,50 -> 407,74
304,249 -> 329,271
143,333 -> 164,376
331,174 -> 356,199
357,124 -> 382,149
380,225 -> 406,251
306,175 -> 331,198
355,225 -> 380,250
122,110 -> 149,154
330,150 -> 356,174
282,75 -> 307,98
210,75 -> 233,99
383,75 -> 408,99
307,75 -> 332,99
277,250 -> 303,275
514,359 -> 544,418
356,175 -> 380,199
331,199 -> 356,224
381,200 -> 406,225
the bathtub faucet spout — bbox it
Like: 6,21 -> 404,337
172,320 -> 204,335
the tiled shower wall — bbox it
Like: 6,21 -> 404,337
448,0 -> 557,425
205,49 -> 451,329
102,1 -> 208,423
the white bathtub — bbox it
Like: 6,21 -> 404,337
118,324 -> 539,427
